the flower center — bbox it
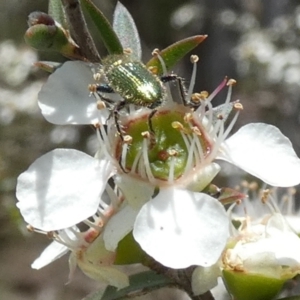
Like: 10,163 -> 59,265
115,106 -> 212,184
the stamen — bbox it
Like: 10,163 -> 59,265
95,125 -> 111,159
88,83 -> 97,94
201,99 -> 214,128
184,112 -> 193,123
184,133 -> 196,174
222,102 -> 243,140
152,49 -> 174,105
130,149 -> 142,175
82,219 -> 102,231
97,100 -> 106,110
204,78 -> 227,105
191,127 -> 204,164
26,225 -> 49,235
105,184 -> 122,208
120,135 -> 132,171
179,130 -> 192,154
186,55 -> 199,104
168,150 -> 177,183
141,132 -> 155,183
93,72 -> 101,81
152,49 -> 167,75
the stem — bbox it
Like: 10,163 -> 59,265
146,260 -> 215,300
61,0 -> 100,61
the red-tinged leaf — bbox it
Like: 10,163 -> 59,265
204,184 -> 246,205
146,35 -> 207,74
218,187 -> 247,205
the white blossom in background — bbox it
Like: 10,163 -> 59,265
16,51 -> 300,271
192,184 -> 300,298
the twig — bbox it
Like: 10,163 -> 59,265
61,0 -> 100,61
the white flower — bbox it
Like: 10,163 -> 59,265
17,156 -> 129,288
192,186 -> 300,296
17,53 -> 300,271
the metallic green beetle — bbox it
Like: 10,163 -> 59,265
95,54 -> 182,138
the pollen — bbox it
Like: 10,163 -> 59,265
151,48 -> 160,56
123,135 -> 132,144
227,78 -> 237,86
190,54 -> 199,63
97,100 -> 106,110
88,83 -> 97,93
234,102 -> 243,111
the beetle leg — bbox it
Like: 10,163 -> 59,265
113,100 -> 126,140
161,74 -> 189,106
148,109 -> 158,146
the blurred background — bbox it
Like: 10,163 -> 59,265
1,0 -> 300,299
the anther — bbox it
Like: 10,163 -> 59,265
93,73 -> 101,81
168,149 -> 178,156
248,181 -> 259,191
88,83 -> 97,93
47,231 -> 55,239
97,100 -> 106,110
152,48 -> 160,56
93,122 -> 101,129
184,113 -> 193,123
123,135 -> 133,144
141,131 -> 151,139
234,102 -> 243,111
190,55 -> 199,63
227,79 -> 237,86
261,189 -> 271,204
27,224 -> 35,232
236,199 -> 242,205
192,126 -> 202,136
172,121 -> 184,130
191,93 -> 201,104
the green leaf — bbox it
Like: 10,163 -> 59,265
81,0 -> 123,55
48,0 -> 68,29
82,271 -> 172,300
114,231 -> 146,265
113,2 -> 141,60
146,35 -> 207,74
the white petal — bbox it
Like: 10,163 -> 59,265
38,61 -> 108,124
78,235 -> 129,289
192,264 -> 221,295
218,123 -> 300,187
133,187 -> 229,268
114,174 -> 154,209
16,149 -> 114,231
186,162 -> 220,192
103,205 -> 138,251
32,241 -> 69,269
